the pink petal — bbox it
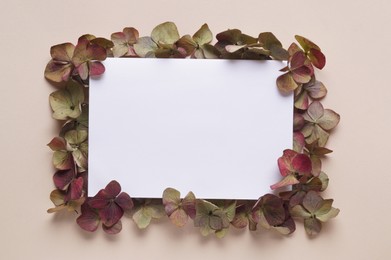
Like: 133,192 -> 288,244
270,174 -> 300,190
291,65 -> 313,83
76,63 -> 89,80
277,150 -> 297,176
309,48 -> 326,69
292,154 -> 312,175
89,61 -> 105,76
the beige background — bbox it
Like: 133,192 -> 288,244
1,0 -> 390,259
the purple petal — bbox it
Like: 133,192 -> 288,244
76,203 -> 100,232
99,202 -> 124,227
105,180 -> 121,197
102,220 -> 122,234
67,177 -> 84,200
115,192 -> 134,211
53,169 -> 75,190
88,190 -> 110,209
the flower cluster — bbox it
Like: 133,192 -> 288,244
46,22 -> 339,237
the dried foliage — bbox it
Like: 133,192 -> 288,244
46,22 -> 339,237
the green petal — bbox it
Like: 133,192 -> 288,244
215,228 -> 228,238
317,109 -> 340,130
295,35 -> 321,53
277,72 -> 298,93
132,207 -> 152,229
162,188 -> 181,206
317,207 -> 340,222
64,129 -> 88,145
304,217 -> 322,235
315,199 -> 333,216
193,23 -> 213,45
223,201 -> 237,222
133,37 -> 158,57
258,32 -> 288,60
52,151 -> 72,170
44,60 -> 73,82
151,22 -> 180,45
49,81 -> 84,120
291,205 -> 311,218
305,101 -> 324,122
318,172 -> 329,191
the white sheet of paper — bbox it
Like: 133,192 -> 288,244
89,58 -> 292,199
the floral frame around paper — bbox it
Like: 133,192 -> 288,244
45,22 -> 340,237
